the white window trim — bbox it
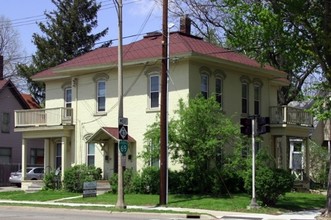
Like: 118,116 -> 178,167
240,76 -> 251,116
96,79 -> 106,113
147,73 -> 160,111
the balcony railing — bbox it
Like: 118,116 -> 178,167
15,108 -> 73,127
270,106 -> 313,127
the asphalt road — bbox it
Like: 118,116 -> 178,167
0,206 -> 190,220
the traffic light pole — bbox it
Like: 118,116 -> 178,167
249,117 -> 259,209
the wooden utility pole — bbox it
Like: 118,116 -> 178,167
160,0 -> 168,206
115,0 -> 126,209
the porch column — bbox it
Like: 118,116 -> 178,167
61,136 -> 67,181
281,135 -> 288,169
44,139 -> 50,171
21,138 -> 27,180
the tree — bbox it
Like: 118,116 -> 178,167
141,96 -> 242,193
169,0 -> 329,106
17,0 -> 110,104
0,16 -> 27,90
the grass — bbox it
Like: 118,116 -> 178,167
0,190 -> 326,214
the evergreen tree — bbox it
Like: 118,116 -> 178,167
17,0 -> 109,104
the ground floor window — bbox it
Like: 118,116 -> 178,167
87,143 -> 95,166
56,143 -> 62,169
0,147 -> 11,164
30,148 -> 44,165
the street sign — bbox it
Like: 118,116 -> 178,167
119,117 -> 128,126
119,140 -> 128,156
118,124 -> 128,140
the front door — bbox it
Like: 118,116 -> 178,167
289,139 -> 304,180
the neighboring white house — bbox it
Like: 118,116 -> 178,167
14,18 -> 313,190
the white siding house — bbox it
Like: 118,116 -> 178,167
15,20 -> 313,190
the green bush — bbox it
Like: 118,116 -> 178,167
109,173 -> 118,194
63,165 -> 102,193
43,171 -> 62,190
244,167 -> 294,206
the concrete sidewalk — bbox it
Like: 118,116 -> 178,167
0,198 -> 321,220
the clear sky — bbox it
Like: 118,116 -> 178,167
0,0 -> 167,57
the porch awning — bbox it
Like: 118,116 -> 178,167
87,127 -> 135,143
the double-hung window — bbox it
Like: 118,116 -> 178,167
201,73 -> 209,99
254,84 -> 261,115
1,112 -> 10,133
56,143 -> 62,169
150,75 -> 159,108
97,80 -> 106,112
0,147 -> 11,164
87,143 -> 95,166
241,82 -> 249,115
215,77 -> 223,106
64,87 -> 72,117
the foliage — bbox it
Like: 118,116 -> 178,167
245,167 -> 294,206
43,170 -> 62,190
140,96 -> 242,194
309,140 -> 329,188
238,147 -> 294,206
109,167 -> 159,194
17,0 -> 109,104
0,16 -> 27,89
63,165 -> 102,193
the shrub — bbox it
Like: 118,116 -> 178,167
139,166 -> 160,194
63,165 -> 102,193
43,171 -> 62,190
244,167 -> 294,206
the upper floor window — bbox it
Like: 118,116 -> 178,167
254,84 -> 261,115
149,75 -> 159,108
241,81 -> 249,114
1,112 -> 10,133
201,73 -> 209,99
97,80 -> 106,112
87,143 -> 95,166
64,87 -> 72,108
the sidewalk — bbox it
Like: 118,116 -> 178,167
0,196 -> 322,220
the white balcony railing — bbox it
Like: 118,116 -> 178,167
15,108 -> 73,127
270,106 -> 313,127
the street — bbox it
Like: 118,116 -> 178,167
0,206 -> 192,220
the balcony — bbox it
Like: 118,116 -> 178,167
270,106 -> 313,127
15,108 -> 73,128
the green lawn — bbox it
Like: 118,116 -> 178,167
0,190 -> 326,214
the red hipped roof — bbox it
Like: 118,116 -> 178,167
33,32 -> 283,79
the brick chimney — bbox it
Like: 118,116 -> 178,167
0,55 -> 3,80
180,15 -> 191,35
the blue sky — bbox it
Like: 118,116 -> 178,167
0,0 -> 166,56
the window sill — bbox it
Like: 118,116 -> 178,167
146,107 -> 160,113
94,112 -> 107,117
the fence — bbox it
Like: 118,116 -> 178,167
0,164 -> 21,186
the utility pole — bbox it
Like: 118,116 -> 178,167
115,0 -> 126,209
249,117 -> 259,209
160,0 -> 168,206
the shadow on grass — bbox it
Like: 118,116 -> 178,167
168,194 -> 233,205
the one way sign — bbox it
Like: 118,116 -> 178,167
118,124 -> 128,140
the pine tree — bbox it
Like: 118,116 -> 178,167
18,0 -> 109,104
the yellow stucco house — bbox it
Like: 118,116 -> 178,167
15,19 -> 313,190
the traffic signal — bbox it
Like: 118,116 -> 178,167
257,117 -> 270,135
240,118 -> 252,135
